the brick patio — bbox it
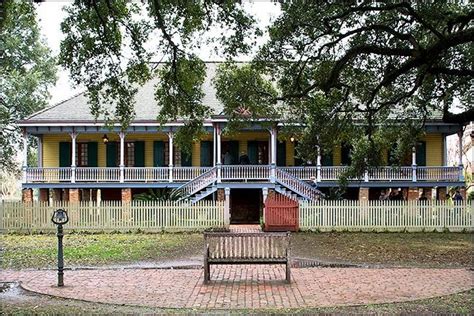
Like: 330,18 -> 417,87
1,266 -> 472,309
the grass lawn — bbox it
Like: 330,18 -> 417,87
0,233 -> 203,269
292,232 -> 474,267
1,232 -> 472,269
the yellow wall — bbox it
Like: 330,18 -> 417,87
286,141 -> 295,166
41,131 -> 446,167
192,142 -> 200,167
423,133 -> 443,166
333,145 -> 341,165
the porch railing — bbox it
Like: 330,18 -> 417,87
175,167 -> 217,197
417,166 -> 460,181
173,167 -> 213,182
24,165 -> 462,183
275,168 -> 322,201
368,166 -> 413,181
221,165 -> 271,181
26,167 -> 71,183
77,167 -> 121,182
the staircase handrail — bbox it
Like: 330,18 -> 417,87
174,167 -> 217,198
275,168 -> 323,201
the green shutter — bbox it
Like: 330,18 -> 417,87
294,141 -> 303,166
387,144 -> 397,165
277,141 -> 286,166
416,141 -> 426,166
200,141 -> 212,167
230,141 -> 239,164
321,151 -> 333,166
134,141 -> 145,167
153,141 -> 165,167
341,143 -> 352,165
106,142 -> 118,167
248,141 -> 258,164
87,142 -> 98,167
181,150 -> 192,166
59,142 -> 71,167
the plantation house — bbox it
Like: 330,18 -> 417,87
19,63 -> 466,224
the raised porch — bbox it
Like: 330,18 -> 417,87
24,165 -> 462,185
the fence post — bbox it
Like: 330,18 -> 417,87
224,187 -> 230,227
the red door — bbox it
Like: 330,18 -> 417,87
264,193 -> 299,232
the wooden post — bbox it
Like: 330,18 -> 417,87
22,130 -> 28,184
70,131 -> 78,183
270,127 -> 277,183
316,146 -> 321,182
224,187 -> 230,226
216,124 -> 222,183
412,145 -> 417,182
458,131 -> 464,181
119,132 -> 125,183
168,132 -> 174,182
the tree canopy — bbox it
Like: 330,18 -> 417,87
58,1 -> 473,170
0,0 -> 56,171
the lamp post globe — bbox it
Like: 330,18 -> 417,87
51,209 -> 68,287
51,209 -> 69,225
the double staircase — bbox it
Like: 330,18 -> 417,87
173,166 -> 323,203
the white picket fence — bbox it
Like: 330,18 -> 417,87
299,200 -> 474,232
0,200 -> 226,233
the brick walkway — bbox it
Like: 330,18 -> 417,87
229,224 -> 262,233
1,266 -> 472,309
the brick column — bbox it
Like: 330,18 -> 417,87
358,188 -> 369,201
69,188 -> 80,202
437,187 -> 447,200
62,189 -> 69,201
22,188 -> 33,203
217,188 -> 225,202
39,188 -> 49,203
82,189 -> 91,202
52,189 -> 62,202
407,187 -> 419,200
121,188 -> 132,202
91,189 -> 98,202
422,188 -> 433,200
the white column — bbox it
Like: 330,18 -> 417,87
70,132 -> 78,183
119,132 -> 125,183
213,127 -> 216,167
22,131 -> 28,183
224,187 -> 231,226
262,187 -> 268,223
316,146 -> 322,182
216,124 -> 222,183
458,131 -> 464,181
270,127 -> 277,165
364,158 -> 369,182
168,132 -> 174,182
412,145 -> 417,182
270,127 -> 277,183
38,135 -> 43,167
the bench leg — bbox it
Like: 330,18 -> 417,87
204,245 -> 210,284
204,262 -> 210,284
286,261 -> 291,283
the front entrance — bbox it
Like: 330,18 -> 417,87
230,189 -> 262,224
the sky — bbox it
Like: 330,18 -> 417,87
36,0 -> 282,105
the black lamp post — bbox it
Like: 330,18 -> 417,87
51,209 -> 69,287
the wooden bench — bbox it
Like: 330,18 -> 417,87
203,232 -> 291,284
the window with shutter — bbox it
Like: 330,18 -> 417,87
153,141 -> 165,167
59,142 -> 71,167
200,141 -> 212,166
